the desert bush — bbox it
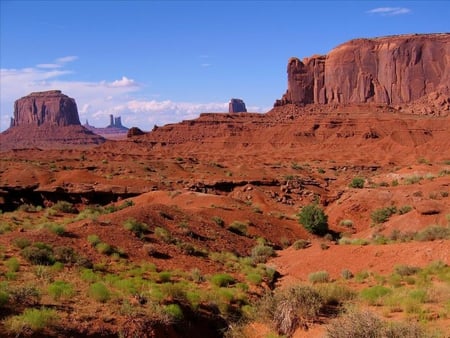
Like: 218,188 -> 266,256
360,285 -> 392,305
339,219 -> 354,227
123,218 -> 149,239
87,234 -> 101,246
154,226 -> 173,243
370,206 -> 397,224
163,303 -> 184,321
21,245 -> 54,265
404,175 -> 422,185
48,281 -> 75,301
80,269 -> 99,283
414,225 -> 450,241
43,222 -> 66,236
13,237 -> 31,249
293,239 -> 311,249
315,283 -> 356,305
228,221 -> 248,236
9,285 -> 41,305
326,309 -> 383,338
341,269 -> 353,280
349,177 -> 364,189
394,264 -> 420,277
52,200 -> 77,214
95,242 -> 112,255
297,204 -> 328,236
259,285 -> 323,336
159,271 -> 172,283
308,271 -> 330,284
88,282 -> 110,302
211,273 -> 235,287
251,244 -> 275,264
5,257 -> 20,273
53,246 -> 77,264
212,216 -> 225,227
4,307 -> 59,334
397,205 -> 413,215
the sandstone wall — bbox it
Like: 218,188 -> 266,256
276,34 -> 450,106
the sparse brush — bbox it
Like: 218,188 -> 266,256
308,271 -> 330,284
123,218 -> 149,238
4,307 -> 59,334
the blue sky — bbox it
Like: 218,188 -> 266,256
1,1 -> 449,131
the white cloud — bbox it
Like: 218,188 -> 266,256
0,57 -> 266,132
56,56 -> 78,64
110,76 -> 138,88
201,63 -> 211,68
367,7 -> 411,16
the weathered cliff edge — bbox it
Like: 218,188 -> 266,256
275,33 -> 450,114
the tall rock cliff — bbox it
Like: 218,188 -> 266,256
229,98 -> 247,113
10,90 -> 81,127
276,34 -> 450,108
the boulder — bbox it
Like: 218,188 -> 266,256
276,34 -> 450,107
10,90 -> 81,127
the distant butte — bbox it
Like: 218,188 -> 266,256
275,33 -> 450,115
1,90 -> 104,150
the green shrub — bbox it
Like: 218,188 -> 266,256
340,219 -> 354,227
154,227 -> 173,243
48,281 -> 75,300
123,218 -> 149,238
21,245 -> 54,265
394,264 -> 420,277
414,225 -> 450,241
87,234 -> 101,246
159,271 -> 172,283
13,237 -> 31,249
0,289 -> 9,307
316,283 -> 356,305
404,175 -> 422,185
370,206 -> 397,224
44,222 -> 66,236
4,307 -> 58,333
88,282 -> 110,302
349,177 -> 364,189
212,216 -> 225,227
251,244 -> 275,264
246,272 -> 263,285
10,285 -> 41,305
293,239 -> 311,249
53,246 -> 77,264
164,303 -> 184,321
308,270 -> 330,284
360,285 -> 392,305
211,273 -> 235,287
52,200 -> 77,214
228,221 -> 248,236
5,257 -> 20,272
397,205 -> 413,215
297,204 -> 328,235
95,242 -> 112,255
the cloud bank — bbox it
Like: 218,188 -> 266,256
1,57 -> 259,131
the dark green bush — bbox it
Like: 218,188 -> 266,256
228,221 -> 248,236
52,201 -> 77,214
21,245 -> 54,265
297,204 -> 328,235
123,218 -> 149,238
370,206 -> 397,224
349,177 -> 365,189
211,273 -> 235,287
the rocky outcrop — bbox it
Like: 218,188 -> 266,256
229,98 -> 247,113
10,90 -> 81,127
276,34 -> 450,108
1,90 -> 104,150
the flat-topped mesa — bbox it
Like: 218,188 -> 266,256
275,33 -> 450,107
10,90 -> 81,127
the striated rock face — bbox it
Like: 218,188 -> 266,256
229,98 -> 247,113
276,34 -> 450,108
11,90 -> 81,127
